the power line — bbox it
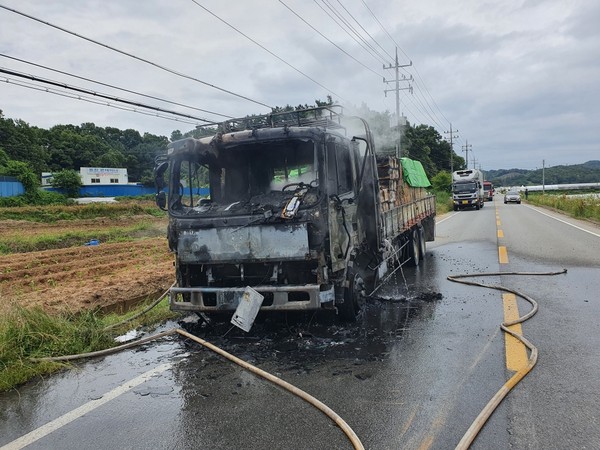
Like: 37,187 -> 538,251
0,4 -> 272,109
0,54 -> 234,120
190,0 -> 347,103
383,48 -> 412,157
462,140 -> 473,168
444,124 -> 459,173
333,0 -> 394,61
0,68 -> 218,125
279,0 -> 385,79
1,76 -> 201,126
315,0 -> 387,66
360,0 -> 451,127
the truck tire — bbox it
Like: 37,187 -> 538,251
337,270 -> 365,322
408,229 -> 420,267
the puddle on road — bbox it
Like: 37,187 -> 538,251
176,283 -> 443,375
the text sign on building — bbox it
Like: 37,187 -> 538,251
80,167 -> 128,185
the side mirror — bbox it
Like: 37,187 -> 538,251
156,191 -> 167,211
154,161 -> 168,190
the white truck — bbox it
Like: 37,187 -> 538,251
452,169 -> 484,210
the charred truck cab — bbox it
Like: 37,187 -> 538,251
155,107 -> 436,321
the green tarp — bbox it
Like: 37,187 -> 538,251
400,158 -> 431,188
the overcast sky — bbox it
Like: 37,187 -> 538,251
1,0 -> 598,170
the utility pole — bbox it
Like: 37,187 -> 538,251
444,124 -> 459,173
384,47 -> 412,157
542,159 -> 545,194
462,140 -> 472,168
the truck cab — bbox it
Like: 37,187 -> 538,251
452,169 -> 484,210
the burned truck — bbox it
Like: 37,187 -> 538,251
154,107 -> 435,321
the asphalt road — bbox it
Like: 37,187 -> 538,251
1,196 -> 599,450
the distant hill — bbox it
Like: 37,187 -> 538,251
485,161 -> 600,187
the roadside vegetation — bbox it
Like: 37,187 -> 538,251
0,297 -> 179,392
0,199 -> 166,254
526,192 -> 600,223
0,221 -> 160,254
431,170 -> 453,214
0,198 -> 175,391
0,199 -> 164,222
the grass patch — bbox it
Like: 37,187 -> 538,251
0,200 -> 165,223
527,193 -> 600,223
102,297 -> 179,331
434,190 -> 453,215
0,297 -> 179,392
0,190 -> 73,208
0,222 -> 162,254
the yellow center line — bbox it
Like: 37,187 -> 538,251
497,229 -> 504,238
498,246 -> 509,263
503,293 -> 528,370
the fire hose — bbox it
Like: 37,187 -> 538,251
32,317 -> 365,450
30,269 -> 567,449
448,269 -> 567,449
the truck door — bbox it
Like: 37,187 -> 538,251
326,142 -> 357,272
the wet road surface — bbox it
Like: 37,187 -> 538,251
1,197 -> 599,449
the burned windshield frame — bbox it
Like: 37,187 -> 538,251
169,140 -> 320,215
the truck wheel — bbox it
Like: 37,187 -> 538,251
408,229 -> 420,267
338,270 -> 365,322
418,226 -> 426,260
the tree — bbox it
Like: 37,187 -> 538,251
91,149 -> 126,168
50,169 -> 82,197
171,130 -> 183,142
404,124 -> 464,177
431,171 -> 452,192
0,115 -> 48,174
0,148 -> 9,167
0,159 -> 39,195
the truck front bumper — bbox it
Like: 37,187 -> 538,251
453,199 -> 477,206
169,284 -> 334,312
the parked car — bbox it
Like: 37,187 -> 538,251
504,191 -> 521,204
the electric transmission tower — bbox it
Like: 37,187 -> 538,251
462,140 -> 472,168
383,47 -> 412,157
444,124 -> 459,173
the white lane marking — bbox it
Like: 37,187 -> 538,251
525,205 -> 600,238
436,212 -> 459,224
1,363 -> 172,450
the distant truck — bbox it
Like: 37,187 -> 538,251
452,169 -> 484,210
483,181 -> 494,201
154,107 -> 436,321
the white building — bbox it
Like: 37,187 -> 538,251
79,167 -> 128,185
42,168 -> 129,186
41,172 -> 54,186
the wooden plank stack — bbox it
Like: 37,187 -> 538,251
377,156 -> 402,211
377,156 -> 428,211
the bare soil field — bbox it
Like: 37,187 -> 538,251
0,217 -> 174,315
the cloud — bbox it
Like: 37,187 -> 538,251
0,0 -> 598,169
